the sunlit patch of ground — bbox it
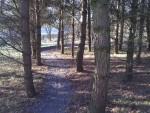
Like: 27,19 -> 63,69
68,52 -> 150,113
23,46 -> 77,113
108,54 -> 150,113
0,56 -> 44,113
1,43 -> 150,113
67,55 -> 94,113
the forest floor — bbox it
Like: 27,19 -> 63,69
0,44 -> 150,113
68,53 -> 150,113
23,47 -> 76,113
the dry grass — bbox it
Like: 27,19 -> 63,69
0,57 -> 44,113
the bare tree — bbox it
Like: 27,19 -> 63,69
114,0 -> 120,54
146,0 -> 150,51
76,0 -> 87,72
30,0 -> 37,59
20,0 -> 36,97
60,0 -> 64,54
88,0 -> 92,52
36,0 -> 42,65
89,0 -> 110,112
125,0 -> 138,81
57,7 -> 61,48
136,0 -> 146,63
72,0 -> 75,58
119,0 -> 125,50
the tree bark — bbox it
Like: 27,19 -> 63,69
119,0 -> 125,50
48,27 -> 52,41
115,0 -> 120,54
88,0 -> 92,52
136,0 -> 145,63
30,0 -> 37,59
115,23 -> 119,54
0,0 -> 4,13
125,0 -> 138,81
89,0 -> 110,113
60,0 -> 64,54
20,0 -> 36,97
72,0 -> 75,58
36,0 -> 42,65
146,1 -> 150,51
57,7 -> 61,48
76,0 -> 87,72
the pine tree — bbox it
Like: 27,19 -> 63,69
125,0 -> 138,81
20,0 -> 36,97
76,0 -> 87,72
89,0 -> 110,112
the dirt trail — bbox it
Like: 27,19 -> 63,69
25,48 -> 75,113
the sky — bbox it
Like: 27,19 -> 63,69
41,27 -> 58,35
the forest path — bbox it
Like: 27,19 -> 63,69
25,47 -> 76,113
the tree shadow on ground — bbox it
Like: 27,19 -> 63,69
23,53 -> 76,113
67,58 -> 94,113
108,56 -> 150,113
41,45 -> 57,52
0,70 -> 44,113
68,56 -> 150,113
23,73 -> 73,113
41,44 -> 79,52
42,58 -> 74,69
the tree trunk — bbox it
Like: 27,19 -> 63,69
61,0 -> 64,54
136,0 -> 145,63
0,0 -> 4,13
125,0 -> 138,81
49,27 -> 52,41
36,0 -> 42,65
119,0 -> 125,50
115,0 -> 120,54
30,0 -> 37,59
61,20 -> 64,54
89,0 -> 110,113
72,0 -> 75,58
57,8 -> 61,48
76,0 -> 87,72
115,23 -> 119,54
31,34 -> 37,59
146,1 -> 150,51
88,0 -> 92,52
20,0 -> 36,97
